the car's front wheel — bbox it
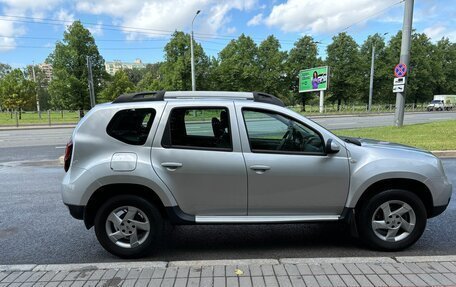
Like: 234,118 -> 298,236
94,195 -> 163,258
358,189 -> 427,251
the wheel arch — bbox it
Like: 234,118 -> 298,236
354,178 -> 433,218
83,183 -> 168,229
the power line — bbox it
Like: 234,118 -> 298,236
0,34 -> 171,42
0,1 -> 403,54
0,14 -> 300,44
0,45 -> 164,50
342,0 -> 405,32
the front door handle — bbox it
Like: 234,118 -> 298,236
161,162 -> 183,171
250,165 -> 271,174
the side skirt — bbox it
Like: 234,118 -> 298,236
166,206 -> 355,225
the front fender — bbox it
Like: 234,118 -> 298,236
345,158 -> 431,208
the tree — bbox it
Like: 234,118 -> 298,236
47,21 -> 106,115
285,36 -> 320,108
408,33 -> 434,105
215,34 -> 260,91
0,69 -> 35,116
326,32 -> 362,109
125,68 -> 147,86
100,70 -> 135,102
25,65 -> 51,110
0,63 -> 12,78
136,63 -> 163,91
159,31 -> 209,91
257,35 -> 287,97
432,38 -> 456,95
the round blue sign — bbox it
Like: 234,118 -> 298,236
394,63 -> 407,77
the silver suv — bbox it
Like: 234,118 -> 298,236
62,91 -> 452,258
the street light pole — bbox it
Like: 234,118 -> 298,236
368,45 -> 375,112
31,61 -> 41,119
190,10 -> 201,92
368,33 -> 388,112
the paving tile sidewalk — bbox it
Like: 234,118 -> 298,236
1,256 -> 456,287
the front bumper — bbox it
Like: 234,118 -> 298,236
66,204 -> 85,220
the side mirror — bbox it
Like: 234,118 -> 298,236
326,139 -> 340,154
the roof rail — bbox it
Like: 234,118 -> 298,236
112,91 -> 285,107
252,92 -> 285,107
112,91 -> 165,103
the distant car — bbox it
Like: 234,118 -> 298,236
62,91 -> 452,258
427,95 -> 456,111
427,100 -> 445,111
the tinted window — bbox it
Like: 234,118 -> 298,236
243,109 -> 324,154
162,107 -> 232,150
107,108 -> 156,145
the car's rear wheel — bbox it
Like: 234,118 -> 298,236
358,189 -> 426,251
94,195 -> 163,258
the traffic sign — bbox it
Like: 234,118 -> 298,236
394,63 -> 407,77
393,77 -> 406,85
393,85 -> 405,93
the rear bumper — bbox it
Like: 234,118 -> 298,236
66,204 -> 85,220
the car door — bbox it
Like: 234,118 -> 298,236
236,104 -> 350,216
151,102 -> 247,216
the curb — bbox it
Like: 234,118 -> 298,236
0,124 -> 76,131
168,259 -> 279,268
432,150 -> 456,158
3,255 -> 456,272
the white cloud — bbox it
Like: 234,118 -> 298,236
76,0 -> 258,39
264,0 -> 400,34
55,9 -> 75,23
53,8 -> 75,31
0,21 -> 17,51
423,24 -> 456,41
247,13 -> 263,26
0,0 -> 61,52
88,21 -> 104,36
0,0 -> 62,17
226,27 -> 236,34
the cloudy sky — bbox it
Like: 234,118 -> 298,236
0,0 -> 453,67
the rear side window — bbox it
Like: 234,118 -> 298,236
162,107 -> 232,151
106,108 -> 156,145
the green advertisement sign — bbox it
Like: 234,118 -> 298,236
299,66 -> 329,92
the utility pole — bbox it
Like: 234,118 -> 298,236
31,61 -> 41,119
86,56 -> 95,108
368,46 -> 375,112
190,10 -> 201,91
394,0 -> 414,127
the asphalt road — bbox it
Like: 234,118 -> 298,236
0,111 -> 454,148
0,144 -> 455,264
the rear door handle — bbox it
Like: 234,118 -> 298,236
161,162 -> 183,171
250,165 -> 271,174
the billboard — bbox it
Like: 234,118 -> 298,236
299,66 -> 329,92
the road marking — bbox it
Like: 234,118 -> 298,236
55,146 -> 66,149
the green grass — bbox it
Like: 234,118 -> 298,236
0,111 -> 81,125
334,120 -> 456,151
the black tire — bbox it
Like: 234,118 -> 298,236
357,189 -> 427,251
94,195 -> 163,258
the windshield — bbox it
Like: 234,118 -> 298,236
431,100 -> 443,104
